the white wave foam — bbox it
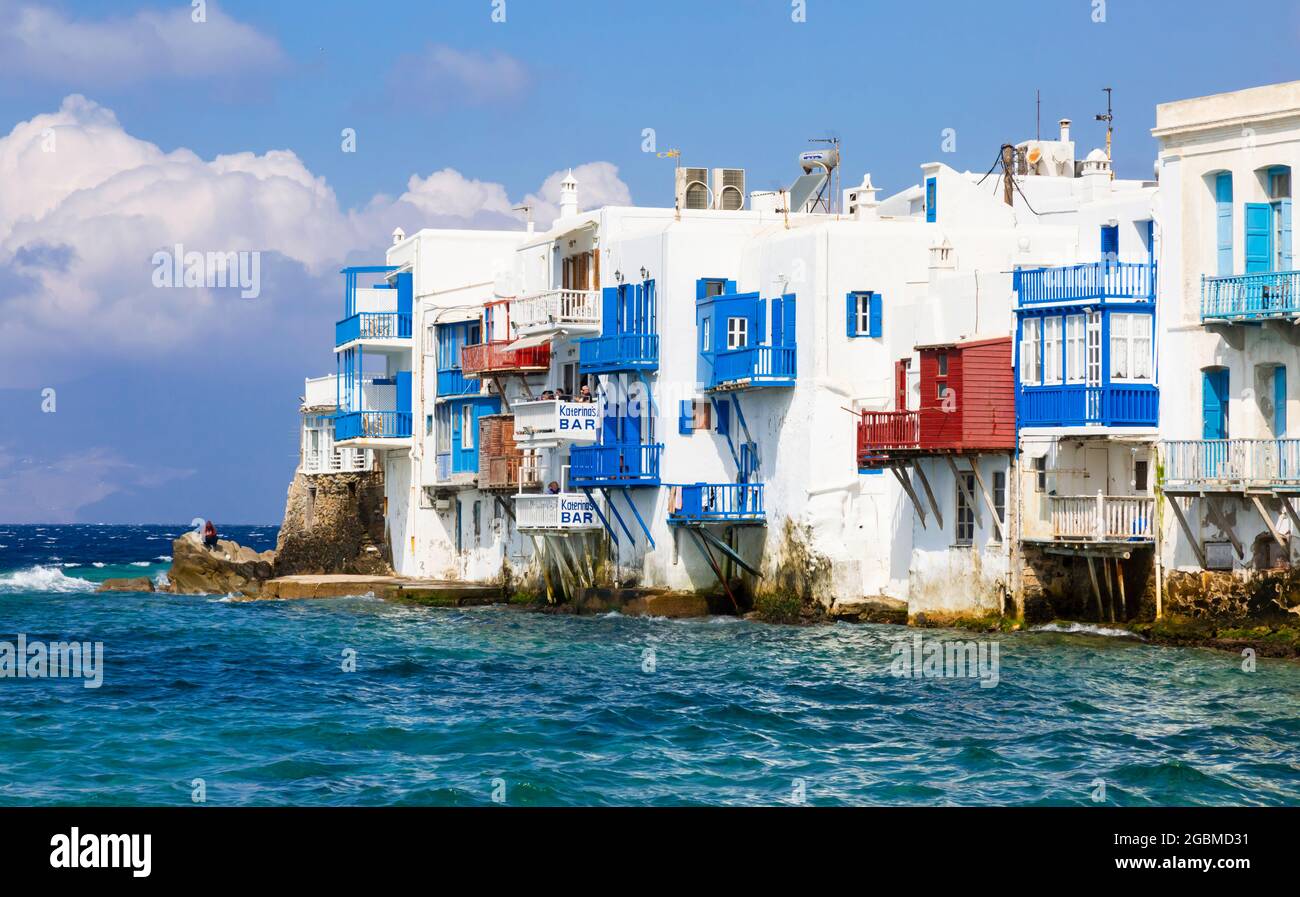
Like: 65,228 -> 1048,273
92,562 -> 106,568
1031,622 -> 1139,639
0,565 -> 96,593
130,561 -> 149,567
155,555 -> 172,562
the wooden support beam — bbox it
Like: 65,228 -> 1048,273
1251,495 -> 1289,551
1085,554 -> 1105,622
1114,557 -> 1127,621
946,455 -> 981,527
912,461 -> 944,529
889,465 -> 927,528
1165,495 -> 1207,569
1278,493 -> 1300,540
688,527 -> 739,613
1204,495 -> 1244,559
491,375 -> 512,412
967,455 -> 1005,542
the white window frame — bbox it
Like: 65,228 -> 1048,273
1065,314 -> 1086,383
701,317 -> 711,352
856,293 -> 872,335
1109,313 -> 1153,383
1020,318 -> 1041,385
436,405 -> 452,454
1043,316 -> 1063,385
460,404 -> 475,451
726,316 -> 748,350
955,472 -> 976,546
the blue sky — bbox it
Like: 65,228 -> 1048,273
0,0 -> 1297,524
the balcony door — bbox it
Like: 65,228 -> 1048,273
1245,203 -> 1273,274
1100,224 -> 1119,264
1085,311 -> 1102,421
1202,368 -> 1229,440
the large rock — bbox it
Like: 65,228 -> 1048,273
273,471 -> 391,576
167,532 -> 275,596
97,577 -> 155,593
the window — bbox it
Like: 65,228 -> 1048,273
726,316 -> 748,350
1065,315 -> 1086,382
679,399 -> 712,434
1033,455 -> 1047,493
955,473 -> 975,545
1020,318 -> 1041,385
936,351 -> 949,376
701,317 -> 711,352
425,415 -> 433,437
1043,316 -> 1062,384
846,292 -> 882,337
1270,168 -> 1292,200
702,279 -> 726,298
1134,459 -> 1149,492
436,405 -> 451,454
925,176 -> 937,223
424,323 -> 437,356
461,405 -> 475,451
1086,312 -> 1102,385
1109,313 -> 1153,382
991,471 -> 1006,542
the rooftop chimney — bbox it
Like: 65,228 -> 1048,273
1058,118 -> 1072,143
391,227 -> 405,245
559,169 -> 578,219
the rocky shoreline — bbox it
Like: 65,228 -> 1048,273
96,533 -> 1300,659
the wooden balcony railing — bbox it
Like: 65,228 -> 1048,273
1049,494 -> 1154,541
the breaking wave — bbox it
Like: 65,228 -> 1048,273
1031,622 -> 1140,639
0,565 -> 97,594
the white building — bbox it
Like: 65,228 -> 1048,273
1155,81 -> 1300,576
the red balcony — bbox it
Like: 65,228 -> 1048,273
857,411 -> 920,466
461,341 -> 551,378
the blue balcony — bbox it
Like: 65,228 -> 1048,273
334,411 -> 413,441
1201,270 -> 1300,322
668,483 -> 765,525
335,312 -> 412,347
1017,384 -> 1158,429
709,346 -> 796,390
570,442 -> 663,487
578,332 -> 659,373
437,367 -> 478,399
1014,261 -> 1156,306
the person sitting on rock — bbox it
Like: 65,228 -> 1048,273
203,520 -> 219,550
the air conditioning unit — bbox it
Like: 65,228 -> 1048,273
675,167 -> 711,211
712,168 -> 745,210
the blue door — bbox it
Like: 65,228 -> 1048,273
1279,199 -> 1293,271
1202,368 -> 1229,439
1245,203 -> 1273,273
1100,224 -> 1119,263
1216,173 -> 1233,276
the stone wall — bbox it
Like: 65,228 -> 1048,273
274,469 -> 391,576
1020,544 -> 1155,624
1164,568 -> 1300,622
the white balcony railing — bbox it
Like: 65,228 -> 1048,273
511,289 -> 601,337
515,492 -> 603,531
304,375 -> 340,408
302,447 -> 371,475
1049,494 -> 1153,541
1163,439 -> 1300,488
513,399 -> 601,445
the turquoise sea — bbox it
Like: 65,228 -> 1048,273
1,524 -> 1298,806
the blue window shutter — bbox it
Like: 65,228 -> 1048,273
754,298 -> 766,346
1277,367 -> 1288,435
771,297 -> 784,347
725,279 -> 737,294
1245,203 -> 1273,273
846,292 -> 857,337
869,293 -> 883,338
1215,173 -> 1233,276
925,177 -> 937,223
783,294 -> 796,345
396,271 -> 413,316
679,400 -> 694,435
396,371 -> 412,414
1281,199 -> 1293,271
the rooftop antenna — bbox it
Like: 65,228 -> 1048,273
808,136 -> 841,214
1096,87 -> 1114,180
1036,89 -> 1041,141
658,148 -> 682,219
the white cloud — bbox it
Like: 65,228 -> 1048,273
0,1 -> 286,87
389,43 -> 530,107
0,95 -> 631,385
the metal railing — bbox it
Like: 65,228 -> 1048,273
570,443 -> 663,485
1163,438 -> 1300,488
668,483 -> 765,523
515,493 -> 603,531
578,332 -> 659,371
1014,261 -> 1156,305
1201,270 -> 1300,321
712,345 -> 796,388
335,312 -> 412,346
511,289 -> 600,332
334,411 -> 412,440
1049,494 -> 1154,541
